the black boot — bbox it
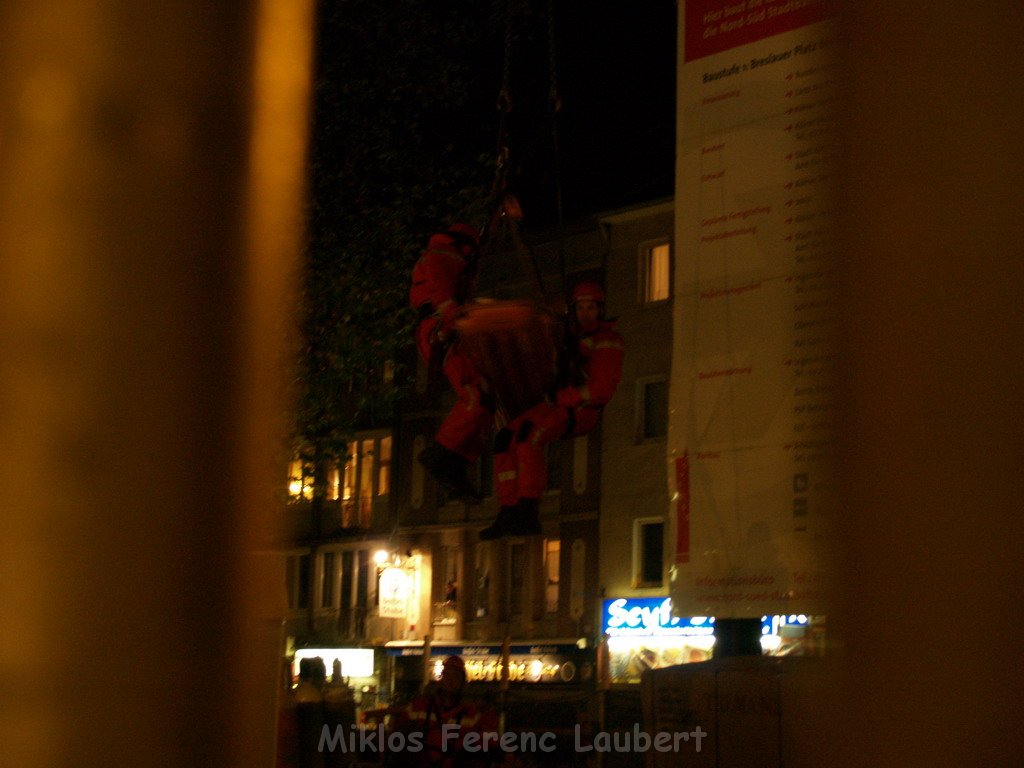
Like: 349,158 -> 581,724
418,444 -> 483,504
504,498 -> 541,536
480,505 -> 517,541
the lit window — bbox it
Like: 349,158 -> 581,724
359,439 -> 375,527
544,539 -> 560,614
638,377 -> 669,441
287,460 -> 313,500
642,242 -> 671,303
634,519 -> 664,588
377,436 -> 392,497
341,450 -> 357,527
289,459 -> 343,500
327,465 -> 340,501
475,548 -> 489,619
341,433 -> 393,528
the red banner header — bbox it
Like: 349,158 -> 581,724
685,0 -> 831,62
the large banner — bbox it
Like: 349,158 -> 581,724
669,0 -> 836,617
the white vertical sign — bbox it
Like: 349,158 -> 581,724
669,0 -> 837,617
378,566 -> 409,619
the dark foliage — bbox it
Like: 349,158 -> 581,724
290,0 -> 676,488
292,0 -> 498,480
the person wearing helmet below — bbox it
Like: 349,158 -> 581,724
391,655 -> 496,767
481,280 -> 625,540
409,224 -> 493,504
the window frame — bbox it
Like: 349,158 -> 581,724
633,517 -> 666,589
543,538 -> 561,614
287,460 -> 313,501
341,430 -> 392,528
285,550 -> 312,613
635,374 -> 669,443
638,238 -> 672,305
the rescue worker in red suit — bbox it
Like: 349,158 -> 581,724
410,224 -> 493,503
481,281 -> 625,539
390,655 -> 497,768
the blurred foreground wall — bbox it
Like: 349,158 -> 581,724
0,1 -> 311,766
832,2 -> 1024,765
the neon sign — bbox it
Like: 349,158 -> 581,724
602,598 -> 715,637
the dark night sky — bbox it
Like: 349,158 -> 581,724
446,1 -> 678,228
543,1 -> 677,220
310,0 -> 677,232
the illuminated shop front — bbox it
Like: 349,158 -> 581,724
602,597 -> 716,683
385,640 -> 593,691
759,613 -> 826,656
601,597 -> 825,683
291,647 -> 382,710
292,647 -> 375,681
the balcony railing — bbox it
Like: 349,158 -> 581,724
432,601 -> 458,626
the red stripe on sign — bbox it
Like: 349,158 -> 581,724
684,0 -> 832,63
675,454 -> 690,564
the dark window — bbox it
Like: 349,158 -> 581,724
643,379 -> 669,439
508,543 -> 525,617
357,549 -> 369,609
321,551 -> 335,608
640,522 -> 664,586
340,551 -> 354,634
297,554 -> 310,610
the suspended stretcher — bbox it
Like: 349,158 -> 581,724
453,299 -> 563,423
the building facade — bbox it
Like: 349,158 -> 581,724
276,198 -> 675,707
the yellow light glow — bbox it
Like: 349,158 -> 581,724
688,635 -> 716,651
292,648 -> 374,679
373,549 -> 389,566
529,660 -> 544,681
287,460 -> 313,499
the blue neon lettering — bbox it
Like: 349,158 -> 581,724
605,598 -> 684,632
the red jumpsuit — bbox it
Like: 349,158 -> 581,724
494,320 -> 625,506
409,229 -> 492,463
392,692 -> 498,768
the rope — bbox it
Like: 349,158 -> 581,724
478,0 -> 516,259
492,0 -> 515,202
547,0 -> 568,307
482,0 -> 568,305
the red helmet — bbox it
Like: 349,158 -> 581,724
571,281 -> 605,304
441,655 -> 466,679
